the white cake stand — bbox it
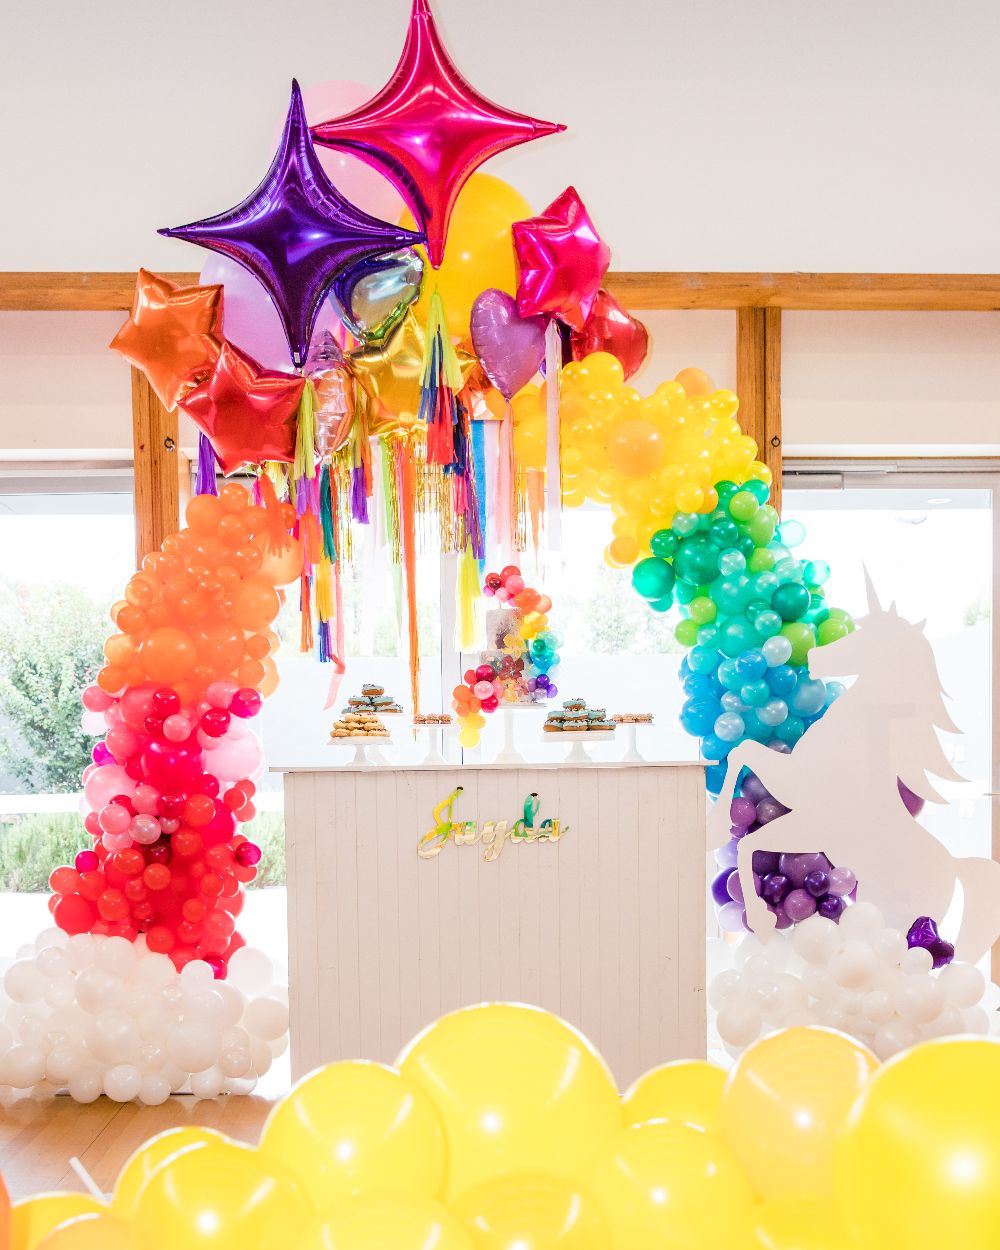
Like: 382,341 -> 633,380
326,734 -> 393,766
617,721 -> 655,763
542,729 -> 616,764
413,721 -> 452,764
493,703 -> 543,765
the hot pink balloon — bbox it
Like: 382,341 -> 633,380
470,289 -> 546,400
512,186 -> 611,330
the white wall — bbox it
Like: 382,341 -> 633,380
3,0 -> 1000,456
3,0 -> 1000,273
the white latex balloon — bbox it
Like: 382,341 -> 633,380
717,996 -> 763,1048
4,961 -> 43,1004
243,997 -> 289,1042
227,947 -> 273,994
104,1064 -> 142,1102
940,961 -> 986,1008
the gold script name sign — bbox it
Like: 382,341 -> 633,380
417,786 -> 568,862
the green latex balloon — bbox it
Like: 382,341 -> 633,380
781,621 -> 817,665
632,557 -> 676,600
771,582 -> 811,622
729,490 -> 760,523
675,618 -> 700,646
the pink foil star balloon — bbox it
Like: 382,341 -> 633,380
311,0 -> 564,269
512,186 -> 611,331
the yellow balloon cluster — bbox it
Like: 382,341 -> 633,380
10,1017 -> 1000,1250
512,354 -> 773,567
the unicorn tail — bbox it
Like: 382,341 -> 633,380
953,856 -> 1000,964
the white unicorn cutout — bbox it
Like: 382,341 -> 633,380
708,571 -> 1000,962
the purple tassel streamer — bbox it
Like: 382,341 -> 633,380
251,476 -> 263,506
350,464 -> 369,525
196,433 -> 219,496
318,618 -> 333,663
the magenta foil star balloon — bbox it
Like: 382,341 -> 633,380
512,186 -> 612,331
160,81 -> 425,366
311,0 -> 564,269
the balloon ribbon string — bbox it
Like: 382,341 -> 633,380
400,442 -> 421,716
543,320 -> 562,552
323,466 -> 347,708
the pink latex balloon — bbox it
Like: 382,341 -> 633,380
210,730 -> 265,784
133,783 -> 160,815
206,680 -> 239,710
297,82 -> 405,223
311,0 -> 563,268
129,814 -> 162,846
140,739 -> 203,793
82,685 -> 113,712
162,714 -> 193,743
119,686 -> 157,731
84,764 -> 136,813
98,803 -> 132,836
105,726 -> 139,761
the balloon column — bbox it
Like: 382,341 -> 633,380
14,1010 -> 1000,1250
0,485 -> 293,1101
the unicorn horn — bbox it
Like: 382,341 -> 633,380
862,564 -> 883,615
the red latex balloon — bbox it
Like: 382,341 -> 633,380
178,340 -> 305,474
512,187 -> 610,330
571,289 -> 649,380
311,0 -> 563,268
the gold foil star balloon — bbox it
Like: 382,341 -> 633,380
109,269 -> 224,410
349,308 -> 476,436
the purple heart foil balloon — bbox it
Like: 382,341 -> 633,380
470,289 -> 547,401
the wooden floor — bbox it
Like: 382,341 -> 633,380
0,1095 -> 274,1199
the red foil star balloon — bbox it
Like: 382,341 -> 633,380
512,187 -> 611,331
178,341 -> 305,474
109,269 -> 224,410
311,0 -> 564,269
160,81 -> 424,367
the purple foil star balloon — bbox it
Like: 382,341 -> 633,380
907,915 -> 955,969
160,81 -> 425,367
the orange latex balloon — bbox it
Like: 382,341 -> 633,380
674,366 -> 714,397
605,419 -> 665,478
139,627 -> 197,684
109,270 -> 223,411
231,577 -> 281,632
257,536 -> 305,587
0,1172 -> 8,1250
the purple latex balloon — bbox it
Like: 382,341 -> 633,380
756,798 -> 788,825
470,289 -> 547,400
818,894 -> 846,921
827,866 -> 858,897
715,839 -> 739,870
711,869 -> 735,907
752,850 -> 781,876
784,888 -> 818,923
727,872 -> 745,905
779,851 -> 831,888
804,869 -> 830,898
730,797 -> 756,827
161,81 -> 424,367
741,774 -> 769,803
761,873 -> 791,907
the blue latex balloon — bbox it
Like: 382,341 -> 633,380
705,762 -> 728,794
735,649 -> 767,681
688,645 -> 721,675
681,696 -> 723,737
766,664 -> 797,696
717,658 -> 743,691
790,676 -> 827,717
740,679 -> 770,707
701,733 -> 731,762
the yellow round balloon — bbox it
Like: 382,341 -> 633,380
590,1121 -> 755,1249
405,174 -> 532,337
298,1195 -> 474,1250
721,1027 -> 877,1201
11,1195 -> 108,1250
259,1060 -> 447,1208
623,1060 -> 727,1135
835,1037 -> 1000,1249
752,1197 -> 854,1250
397,1003 -> 622,1197
36,1214 -> 131,1250
111,1126 -> 226,1218
452,1171 -> 611,1250
132,1138 -> 312,1250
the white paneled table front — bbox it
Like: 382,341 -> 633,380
276,761 -> 706,1087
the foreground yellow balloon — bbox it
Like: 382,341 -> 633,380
752,1197 -> 854,1249
398,1003 -> 623,1197
722,1027 -> 877,1200
36,1213 -> 131,1250
835,1037 -> 1000,1250
132,1138 -> 312,1250
590,1120 -> 755,1249
452,1171 -> 611,1250
299,1195 -> 474,1250
623,1059 -> 726,1134
11,1195 -> 107,1250
111,1125 -> 226,1218
259,1060 -> 447,1207
406,173 -> 532,336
